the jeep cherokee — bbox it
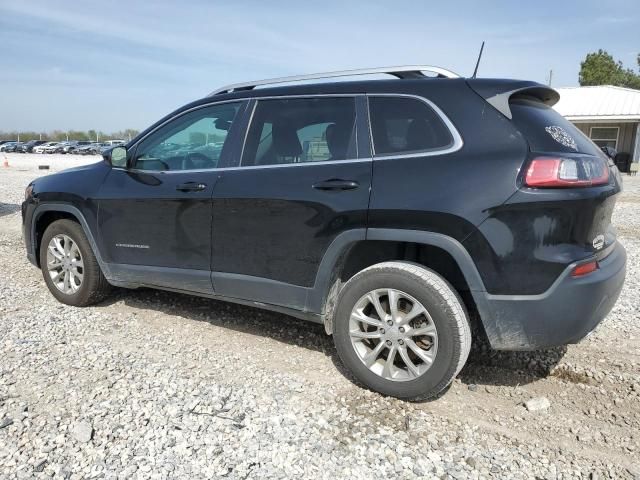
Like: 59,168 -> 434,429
22,66 -> 626,399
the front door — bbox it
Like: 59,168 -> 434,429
97,101 -> 245,293
211,96 -> 372,308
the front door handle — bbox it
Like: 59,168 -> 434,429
312,179 -> 359,191
176,182 -> 207,192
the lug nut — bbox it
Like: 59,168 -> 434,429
386,340 -> 392,346
387,320 -> 393,326
398,327 -> 405,333
398,339 -> 404,345
379,328 -> 385,334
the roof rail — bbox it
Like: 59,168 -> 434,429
208,65 -> 460,96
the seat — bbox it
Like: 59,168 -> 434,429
259,122 -> 302,165
325,123 -> 351,160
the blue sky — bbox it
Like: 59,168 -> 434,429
1,0 -> 638,132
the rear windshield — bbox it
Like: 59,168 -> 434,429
510,98 -> 602,156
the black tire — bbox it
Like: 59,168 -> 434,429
39,219 -> 111,306
333,261 -> 471,400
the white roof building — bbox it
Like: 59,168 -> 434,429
553,85 -> 640,165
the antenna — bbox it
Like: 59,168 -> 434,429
472,41 -> 485,78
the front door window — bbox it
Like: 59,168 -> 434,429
133,102 -> 242,171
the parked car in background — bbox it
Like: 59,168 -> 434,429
75,143 -> 101,155
53,141 -> 78,154
1,142 -> 21,152
67,141 -> 91,154
33,142 -> 58,154
18,140 -> 47,153
44,142 -> 63,154
102,140 -> 125,147
0,140 -> 18,147
98,143 -> 117,155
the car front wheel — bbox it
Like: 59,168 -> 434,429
39,219 -> 111,306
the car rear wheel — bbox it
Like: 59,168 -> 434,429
39,219 -> 111,307
333,261 -> 471,400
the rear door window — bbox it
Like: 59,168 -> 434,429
510,98 -> 602,156
241,97 -> 357,166
368,96 -> 454,156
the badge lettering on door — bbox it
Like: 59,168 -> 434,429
592,235 -> 604,250
115,243 -> 150,249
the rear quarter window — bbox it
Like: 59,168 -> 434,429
368,96 -> 454,156
510,98 -> 602,156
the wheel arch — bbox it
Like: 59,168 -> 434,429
311,228 -> 496,341
32,204 -> 108,276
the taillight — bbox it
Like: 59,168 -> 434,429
572,261 -> 598,277
525,155 -> 609,188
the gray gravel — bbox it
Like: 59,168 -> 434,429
1,154 -> 639,479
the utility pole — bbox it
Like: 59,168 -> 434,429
548,69 -> 553,86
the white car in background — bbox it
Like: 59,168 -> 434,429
33,142 -> 59,154
103,139 -> 125,147
42,142 -> 62,154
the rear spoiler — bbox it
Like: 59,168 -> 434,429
466,79 -> 560,119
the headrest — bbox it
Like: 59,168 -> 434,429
325,123 -> 350,160
273,122 -> 302,157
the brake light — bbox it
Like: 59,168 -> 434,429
525,156 -> 609,188
572,261 -> 598,277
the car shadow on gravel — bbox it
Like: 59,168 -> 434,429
98,288 -> 568,398
0,203 -> 20,218
101,287 -> 333,352
459,344 -> 568,388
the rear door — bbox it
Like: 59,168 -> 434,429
96,101 -> 245,293
210,95 -> 372,309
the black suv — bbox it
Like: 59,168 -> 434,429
18,140 -> 47,153
22,66 -> 626,399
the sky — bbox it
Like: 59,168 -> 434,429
1,0 -> 639,132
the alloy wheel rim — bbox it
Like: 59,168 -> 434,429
46,234 -> 84,294
349,288 -> 438,382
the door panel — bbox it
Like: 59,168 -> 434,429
96,101 -> 245,288
211,161 -> 371,287
211,96 -> 372,294
97,169 -> 218,270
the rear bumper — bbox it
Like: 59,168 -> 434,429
480,242 -> 626,350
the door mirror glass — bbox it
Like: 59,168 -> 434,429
110,146 -> 128,168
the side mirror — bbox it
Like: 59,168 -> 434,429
106,146 -> 128,168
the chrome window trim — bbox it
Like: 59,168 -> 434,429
366,93 -> 464,160
115,158 -> 370,175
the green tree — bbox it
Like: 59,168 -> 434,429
579,49 -> 640,89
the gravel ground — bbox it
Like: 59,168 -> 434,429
1,153 -> 639,479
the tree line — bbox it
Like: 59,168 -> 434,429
0,129 -> 140,142
579,50 -> 640,89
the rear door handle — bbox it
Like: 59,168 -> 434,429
176,182 -> 207,192
312,179 -> 359,191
